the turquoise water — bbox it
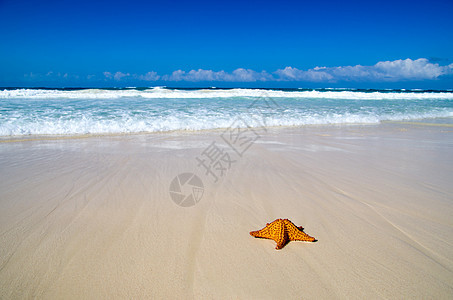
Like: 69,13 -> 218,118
1,87 -> 452,136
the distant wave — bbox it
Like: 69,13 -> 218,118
2,87 -> 453,100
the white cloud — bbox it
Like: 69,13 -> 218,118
275,58 -> 453,82
160,68 -> 271,82
103,71 -> 131,81
138,71 -> 160,81
275,67 -> 333,82
373,58 -> 449,80
229,68 -> 273,82
103,71 -> 113,79
161,69 -> 223,81
113,72 -> 130,81
100,58 -> 453,83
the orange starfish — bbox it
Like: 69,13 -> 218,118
250,219 -> 316,250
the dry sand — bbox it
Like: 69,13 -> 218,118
0,123 -> 452,299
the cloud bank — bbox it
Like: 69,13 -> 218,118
29,58 -> 453,83
275,58 -> 452,82
159,68 -> 273,82
105,58 -> 452,82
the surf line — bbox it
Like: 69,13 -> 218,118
384,121 -> 453,127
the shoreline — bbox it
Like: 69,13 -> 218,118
2,117 -> 453,143
1,122 -> 452,298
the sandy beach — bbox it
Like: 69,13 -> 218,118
1,122 -> 452,299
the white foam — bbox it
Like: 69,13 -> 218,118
1,88 -> 452,136
2,87 -> 453,100
1,109 -> 452,137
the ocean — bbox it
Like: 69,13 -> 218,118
1,87 -> 452,136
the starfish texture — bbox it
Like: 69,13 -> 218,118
250,219 -> 316,250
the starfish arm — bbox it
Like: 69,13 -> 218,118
250,230 -> 263,237
289,230 -> 316,242
284,219 -> 315,242
250,225 -> 273,239
250,229 -> 273,239
274,220 -> 287,250
250,219 -> 288,249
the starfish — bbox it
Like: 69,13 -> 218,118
250,219 -> 316,250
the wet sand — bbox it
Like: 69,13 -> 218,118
1,123 -> 452,299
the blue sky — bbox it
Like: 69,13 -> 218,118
1,0 -> 452,88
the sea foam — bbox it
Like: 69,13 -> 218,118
2,87 -> 453,100
1,88 -> 452,136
